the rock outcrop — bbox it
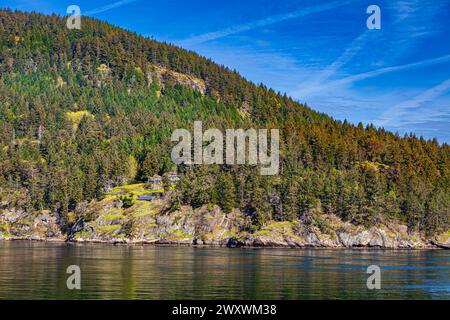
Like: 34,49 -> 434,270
0,208 -> 64,241
1,197 -> 448,248
149,65 -> 206,94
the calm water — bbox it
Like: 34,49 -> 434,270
0,242 -> 448,300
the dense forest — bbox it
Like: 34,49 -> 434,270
0,10 -> 448,236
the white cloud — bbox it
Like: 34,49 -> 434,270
85,0 -> 138,16
289,31 -> 374,98
178,0 -> 355,46
290,0 -> 446,99
293,54 -> 450,97
375,79 -> 450,127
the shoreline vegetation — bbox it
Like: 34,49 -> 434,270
1,183 -> 449,249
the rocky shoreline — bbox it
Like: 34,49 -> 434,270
1,203 -> 448,249
0,237 -> 444,249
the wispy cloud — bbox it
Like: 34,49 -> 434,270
290,31 -> 373,98
295,54 -> 450,96
372,0 -> 446,65
290,0 -> 445,100
178,0 -> 355,46
375,78 -> 450,127
85,0 -> 137,16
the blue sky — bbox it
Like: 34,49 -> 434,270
2,0 -> 450,142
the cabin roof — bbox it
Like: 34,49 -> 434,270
137,195 -> 153,201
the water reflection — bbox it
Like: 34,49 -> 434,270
0,242 -> 448,299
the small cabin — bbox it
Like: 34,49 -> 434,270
168,173 -> 180,183
148,174 -> 162,184
146,174 -> 162,189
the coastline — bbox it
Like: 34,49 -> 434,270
0,236 -> 445,249
1,203 -> 449,249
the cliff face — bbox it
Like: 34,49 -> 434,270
1,197 -> 449,248
151,65 -> 206,94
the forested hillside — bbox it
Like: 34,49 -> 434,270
0,10 -> 448,237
